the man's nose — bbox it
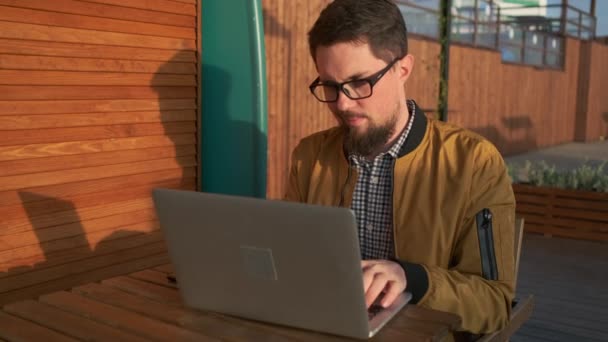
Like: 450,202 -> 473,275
335,90 -> 356,112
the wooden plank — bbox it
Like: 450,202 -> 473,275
0,85 -> 196,100
0,134 -> 195,161
0,239 -> 166,293
517,195 -> 608,212
521,215 -> 608,232
123,260 -> 370,342
551,197 -> 608,212
514,193 -> 552,203
0,5 -> 195,39
4,299 -> 149,342
549,207 -> 608,223
0,0 -> 196,27
0,55 -> 196,74
0,167 -> 195,206
0,311 -> 77,342
0,70 -> 196,86
516,203 -> 549,213
154,264 -> 175,274
386,308 -> 450,341
72,282 -> 293,342
517,203 -> 608,224
1,197 -> 154,234
0,99 -> 196,115
80,0 -> 196,15
0,252 -> 170,305
118,273 -> 439,342
0,110 -> 195,130
514,184 -> 608,201
0,156 -> 195,191
0,177 -> 192,220
0,22 -> 196,50
1,228 -> 162,278
129,269 -> 177,289
0,39 -> 196,62
39,291 -> 216,341
525,224 -> 608,241
102,275 -> 183,305
0,208 -> 157,252
0,122 -> 196,146
0,145 -> 196,177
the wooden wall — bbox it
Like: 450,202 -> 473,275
0,0 -> 200,305
448,39 -> 581,156
584,42 -> 608,141
262,0 -> 442,199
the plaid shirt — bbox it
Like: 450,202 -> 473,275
349,100 -> 416,260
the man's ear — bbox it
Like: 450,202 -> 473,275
398,54 -> 415,83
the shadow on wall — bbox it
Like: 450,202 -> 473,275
152,50 -> 266,196
468,115 -> 537,156
0,51 -> 211,305
262,7 -> 291,39
0,192 -> 148,305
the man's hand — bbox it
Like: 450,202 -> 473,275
361,260 -> 407,308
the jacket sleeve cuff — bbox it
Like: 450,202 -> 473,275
393,259 -> 429,304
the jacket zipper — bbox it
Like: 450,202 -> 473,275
476,208 -> 498,281
390,159 -> 397,258
338,163 -> 352,207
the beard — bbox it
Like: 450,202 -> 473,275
341,109 -> 399,157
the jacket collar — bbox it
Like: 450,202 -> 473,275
397,100 -> 428,158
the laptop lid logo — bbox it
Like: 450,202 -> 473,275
240,246 -> 278,281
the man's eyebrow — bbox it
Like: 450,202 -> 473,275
320,71 -> 368,84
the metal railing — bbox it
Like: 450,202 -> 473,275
397,1 -> 596,69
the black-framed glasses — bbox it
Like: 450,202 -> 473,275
308,57 -> 401,103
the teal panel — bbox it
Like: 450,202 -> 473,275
201,0 -> 268,198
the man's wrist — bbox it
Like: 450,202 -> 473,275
391,259 -> 429,304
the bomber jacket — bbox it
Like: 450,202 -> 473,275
285,102 -> 516,334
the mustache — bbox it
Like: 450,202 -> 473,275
337,111 -> 368,120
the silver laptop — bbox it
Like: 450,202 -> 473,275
153,188 -> 411,339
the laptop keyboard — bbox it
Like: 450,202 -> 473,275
368,303 -> 384,320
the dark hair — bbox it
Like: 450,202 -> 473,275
308,0 -> 408,63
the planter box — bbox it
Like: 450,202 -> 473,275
513,184 -> 608,242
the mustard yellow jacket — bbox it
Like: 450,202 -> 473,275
285,105 -> 515,334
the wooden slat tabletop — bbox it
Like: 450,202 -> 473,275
0,265 -> 461,341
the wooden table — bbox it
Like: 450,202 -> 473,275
0,265 -> 461,341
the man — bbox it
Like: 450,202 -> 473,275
284,0 -> 516,335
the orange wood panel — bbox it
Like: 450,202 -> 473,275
0,0 -> 200,305
0,99 -> 196,115
0,0 -> 196,27
79,0 -> 196,15
585,42 -> 608,141
0,22 -> 196,50
0,39 -> 196,62
0,70 -> 196,86
447,39 -> 582,155
0,5 -> 195,39
0,145 -> 196,177
0,55 -> 196,74
0,168 -> 196,207
0,85 -> 196,100
0,110 -> 195,130
0,122 -> 196,146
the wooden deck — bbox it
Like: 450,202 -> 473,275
513,234 -> 608,341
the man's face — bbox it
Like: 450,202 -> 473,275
314,42 -> 410,155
